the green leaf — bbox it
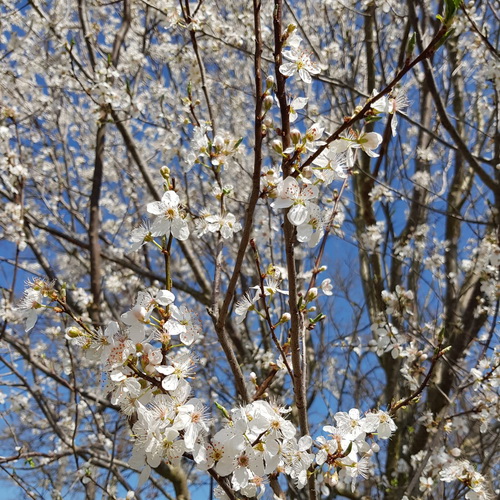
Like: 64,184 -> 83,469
214,401 -> 230,420
309,313 -> 326,324
343,441 -> 353,456
365,115 -> 382,123
443,0 -> 461,24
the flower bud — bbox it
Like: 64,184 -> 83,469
263,94 -> 273,112
266,75 -> 275,89
302,166 -> 313,179
160,166 -> 170,180
272,139 -> 283,154
290,128 -> 301,144
306,287 -> 318,302
65,327 -> 83,339
280,312 -> 291,323
213,134 -> 224,149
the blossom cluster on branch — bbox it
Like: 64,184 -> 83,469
2,0 -> 499,499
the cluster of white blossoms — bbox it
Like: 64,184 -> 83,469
72,306 -> 399,498
440,460 -> 491,500
315,408 -> 396,494
128,30 -> 402,254
13,19 -> 497,499
265,28 -> 389,248
91,61 -> 131,111
17,278 -> 55,332
185,123 -> 243,172
17,218 -> 398,499
195,185 -> 243,240
409,446 -> 493,500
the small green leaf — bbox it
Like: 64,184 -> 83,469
343,441 -> 353,456
309,313 -> 326,324
365,115 -> 382,123
214,401 -> 230,420
437,327 -> 446,343
443,0 -> 461,24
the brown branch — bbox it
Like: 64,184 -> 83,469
212,0 -> 268,404
407,3 -> 497,193
253,364 -> 280,401
299,23 -> 452,172
273,2 -> 314,499
388,346 -> 448,415
111,0 -> 131,67
88,118 -> 106,325
461,2 -> 499,60
110,109 -> 212,298
181,0 -> 215,130
0,450 -> 73,466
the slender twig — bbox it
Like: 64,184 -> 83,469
299,23 -> 453,172
181,0 -> 216,130
273,2 -> 315,499
389,346 -> 448,415
253,364 -> 280,400
461,1 -> 499,60
212,0 -> 267,404
250,239 -> 294,378
306,177 -> 349,292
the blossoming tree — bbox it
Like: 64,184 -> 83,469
0,0 -> 498,499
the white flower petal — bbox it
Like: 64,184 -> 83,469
288,204 -> 309,226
